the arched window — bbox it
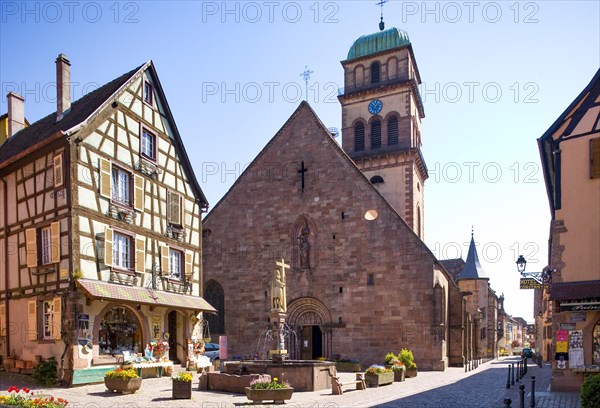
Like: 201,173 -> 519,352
371,61 -> 380,84
370,175 -> 384,184
371,120 -> 381,149
204,280 -> 225,334
388,116 -> 399,145
354,122 -> 365,152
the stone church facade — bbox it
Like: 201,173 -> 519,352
202,26 -> 470,370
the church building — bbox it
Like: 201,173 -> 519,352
202,25 -> 469,370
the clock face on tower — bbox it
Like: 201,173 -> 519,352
368,99 -> 383,115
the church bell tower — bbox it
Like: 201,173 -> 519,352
338,23 -> 427,239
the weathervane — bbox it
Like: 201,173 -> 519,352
376,0 -> 388,31
299,65 -> 314,101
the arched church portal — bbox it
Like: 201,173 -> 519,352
287,297 -> 332,360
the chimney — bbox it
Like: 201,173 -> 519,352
55,53 -> 71,121
7,92 -> 25,137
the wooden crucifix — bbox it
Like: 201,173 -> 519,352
298,161 -> 308,192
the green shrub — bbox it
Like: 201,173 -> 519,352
581,374 -> 600,408
397,348 -> 417,369
384,352 -> 397,365
32,356 -> 58,386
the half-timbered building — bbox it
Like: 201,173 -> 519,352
0,54 -> 214,385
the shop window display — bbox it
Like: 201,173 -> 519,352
99,307 -> 141,356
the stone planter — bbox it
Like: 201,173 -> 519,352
365,371 -> 394,387
393,370 -> 406,382
104,377 -> 142,394
172,380 -> 192,399
244,387 -> 294,404
405,367 -> 418,378
335,361 -> 361,372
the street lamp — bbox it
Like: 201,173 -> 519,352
515,255 -> 554,284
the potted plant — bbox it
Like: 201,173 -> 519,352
334,358 -> 361,372
391,361 -> 406,382
172,372 -> 193,399
398,348 -> 418,378
364,365 -> 393,387
384,352 -> 396,367
245,375 -> 293,404
104,367 -> 142,394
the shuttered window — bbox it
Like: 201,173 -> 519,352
388,116 -> 399,145
167,191 -> 183,226
26,222 -> 60,267
27,300 -> 37,341
371,119 -> 381,149
591,137 -> 600,178
354,123 -> 365,152
100,158 -> 144,210
135,236 -> 146,274
53,153 -> 63,188
371,61 -> 380,84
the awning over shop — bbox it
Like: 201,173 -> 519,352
76,278 -> 216,313
549,280 -> 600,301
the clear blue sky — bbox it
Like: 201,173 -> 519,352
1,1 -> 599,322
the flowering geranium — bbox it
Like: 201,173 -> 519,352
173,372 -> 193,382
249,375 -> 291,390
0,386 -> 68,408
104,367 -> 139,379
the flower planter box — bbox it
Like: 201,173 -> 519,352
172,380 -> 192,399
394,370 -> 406,382
244,387 -> 294,404
104,377 -> 142,394
405,368 -> 418,378
335,362 -> 362,372
365,372 -> 394,387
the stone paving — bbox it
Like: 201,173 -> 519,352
0,357 -> 581,408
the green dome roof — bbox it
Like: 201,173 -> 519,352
347,27 -> 410,60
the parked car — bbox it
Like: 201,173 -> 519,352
521,348 -> 534,358
204,342 -> 220,362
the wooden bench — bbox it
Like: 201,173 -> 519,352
331,373 -> 366,395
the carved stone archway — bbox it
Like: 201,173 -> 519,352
286,297 -> 332,359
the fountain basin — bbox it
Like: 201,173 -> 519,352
224,360 -> 336,391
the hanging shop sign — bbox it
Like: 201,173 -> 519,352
520,278 -> 544,289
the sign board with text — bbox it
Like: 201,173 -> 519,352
520,278 -> 544,289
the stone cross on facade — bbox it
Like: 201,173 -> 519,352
298,161 -> 308,192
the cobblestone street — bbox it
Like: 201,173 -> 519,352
0,357 -> 582,408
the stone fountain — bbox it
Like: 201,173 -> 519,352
223,258 -> 336,391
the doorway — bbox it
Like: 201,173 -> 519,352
301,325 -> 323,360
168,311 -> 178,362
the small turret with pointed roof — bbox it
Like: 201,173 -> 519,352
458,229 -> 487,280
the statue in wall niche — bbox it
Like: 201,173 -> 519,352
298,224 -> 311,269
271,269 -> 287,312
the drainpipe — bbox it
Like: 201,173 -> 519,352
2,178 -> 9,356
